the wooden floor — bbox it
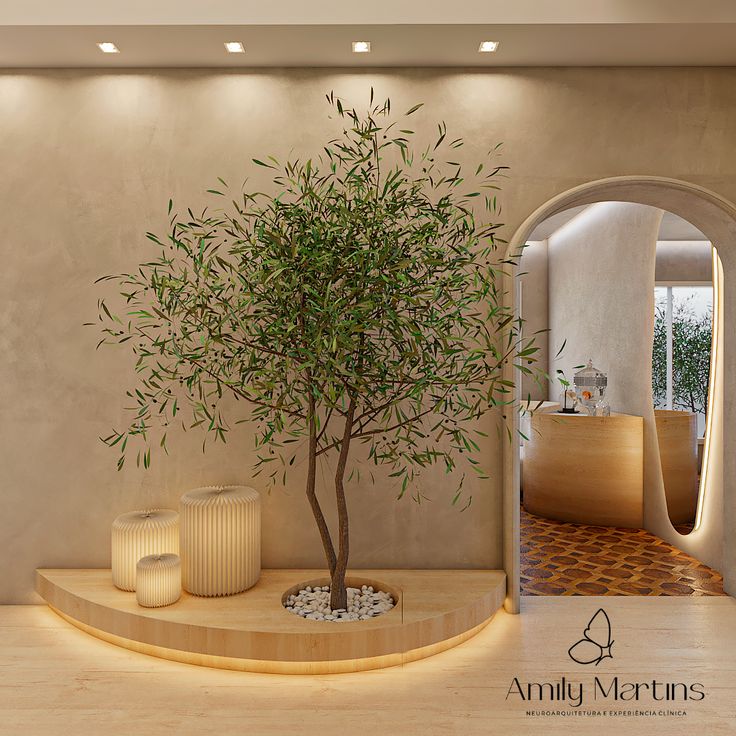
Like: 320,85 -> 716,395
2,597 -> 735,735
521,508 -> 724,596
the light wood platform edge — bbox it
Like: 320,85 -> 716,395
36,568 -> 506,674
49,605 -> 496,674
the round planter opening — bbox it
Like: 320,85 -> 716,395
281,576 -> 400,623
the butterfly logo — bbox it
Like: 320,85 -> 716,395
568,608 -> 614,666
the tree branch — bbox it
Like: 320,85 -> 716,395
330,395 -> 356,608
306,391 -> 337,575
187,358 -> 305,419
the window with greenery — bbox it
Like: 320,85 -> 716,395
652,285 -> 713,436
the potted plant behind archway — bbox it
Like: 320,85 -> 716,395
94,92 -> 540,613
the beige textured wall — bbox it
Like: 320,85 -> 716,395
655,241 -> 713,282
519,240 -> 549,402
548,202 -> 664,413
2,68 -> 736,602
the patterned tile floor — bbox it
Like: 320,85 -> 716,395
521,507 -> 724,596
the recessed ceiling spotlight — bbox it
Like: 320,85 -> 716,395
224,41 -> 245,54
478,40 -> 499,53
352,41 -> 371,53
97,42 -> 119,54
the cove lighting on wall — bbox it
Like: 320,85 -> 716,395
478,41 -> 499,53
224,41 -> 245,54
693,247 -> 723,532
352,41 -> 371,53
96,42 -> 119,54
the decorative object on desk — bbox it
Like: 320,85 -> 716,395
556,368 -> 579,414
559,387 -> 579,413
136,553 -> 181,607
111,509 -> 179,591
180,485 -> 261,597
593,397 -> 611,416
574,359 -> 608,414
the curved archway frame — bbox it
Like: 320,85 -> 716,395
502,176 -> 736,613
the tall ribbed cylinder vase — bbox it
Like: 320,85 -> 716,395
111,509 -> 179,591
180,485 -> 261,597
136,554 -> 182,607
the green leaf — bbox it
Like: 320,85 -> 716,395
92,92 -> 538,554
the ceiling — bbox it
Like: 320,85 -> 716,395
528,206 -> 709,241
3,1 -> 736,67
7,1 -> 736,26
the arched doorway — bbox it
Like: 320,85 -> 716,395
502,176 -> 736,613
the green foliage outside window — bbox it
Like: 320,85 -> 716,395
652,297 -> 712,417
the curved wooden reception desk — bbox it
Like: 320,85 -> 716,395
523,412 -> 644,528
654,409 -> 699,525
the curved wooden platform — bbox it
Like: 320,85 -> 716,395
36,568 -> 505,674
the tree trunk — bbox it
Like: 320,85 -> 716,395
330,399 -> 355,610
305,395 -> 337,577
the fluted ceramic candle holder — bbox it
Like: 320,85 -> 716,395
180,485 -> 261,597
136,553 -> 182,607
111,509 -> 179,591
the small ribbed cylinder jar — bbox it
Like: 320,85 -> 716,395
180,485 -> 261,597
111,509 -> 179,591
136,553 -> 182,607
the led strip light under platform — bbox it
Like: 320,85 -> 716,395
36,569 -> 506,674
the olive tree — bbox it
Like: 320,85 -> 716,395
94,93 -> 539,609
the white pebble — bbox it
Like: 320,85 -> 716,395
283,584 -> 395,622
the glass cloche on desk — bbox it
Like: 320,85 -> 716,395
558,386 -> 579,414
573,359 -> 610,416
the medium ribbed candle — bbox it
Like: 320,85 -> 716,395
111,509 -> 179,591
180,486 -> 261,597
136,553 -> 182,607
